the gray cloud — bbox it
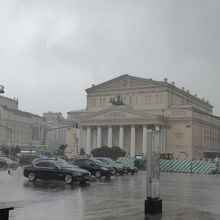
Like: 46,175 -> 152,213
1,0 -> 220,116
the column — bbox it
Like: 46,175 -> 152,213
163,126 -> 166,152
108,126 -> 112,148
119,126 -> 124,149
142,125 -> 147,156
159,127 -> 163,152
97,126 -> 102,148
130,125 -> 135,157
76,128 -> 80,154
86,127 -> 91,155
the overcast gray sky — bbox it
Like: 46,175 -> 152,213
1,0 -> 220,117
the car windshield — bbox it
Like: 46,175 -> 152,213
91,159 -> 107,166
56,160 -> 72,168
103,158 -> 113,162
102,158 -> 118,165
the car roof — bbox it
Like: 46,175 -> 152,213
0,157 -> 13,161
76,158 -> 102,162
33,157 -> 67,163
0,156 -> 8,159
36,157 -> 65,160
20,154 -> 40,158
95,157 -> 111,159
76,158 -> 89,161
34,159 -> 58,164
95,157 -> 113,161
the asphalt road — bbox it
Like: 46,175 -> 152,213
0,168 -> 220,220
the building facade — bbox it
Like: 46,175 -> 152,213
43,112 -> 67,153
67,74 -> 220,159
0,96 -> 67,154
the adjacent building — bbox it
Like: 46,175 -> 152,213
0,95 -> 67,154
67,74 -> 220,159
43,112 -> 67,153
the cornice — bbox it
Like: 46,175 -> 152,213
85,74 -> 165,93
166,84 -> 213,109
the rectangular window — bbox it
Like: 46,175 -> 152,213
175,132 -> 183,145
32,127 -> 39,141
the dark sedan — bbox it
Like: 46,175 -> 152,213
94,157 -> 125,175
116,161 -> 138,175
73,158 -> 114,178
23,159 -> 91,184
0,157 -> 18,169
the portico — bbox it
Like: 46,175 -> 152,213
78,106 -> 163,157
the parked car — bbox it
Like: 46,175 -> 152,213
94,157 -> 125,175
23,159 -> 91,184
0,157 -> 18,169
73,158 -> 114,178
116,161 -> 138,175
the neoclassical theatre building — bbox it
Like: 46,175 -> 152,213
66,74 -> 220,159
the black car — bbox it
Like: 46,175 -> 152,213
73,158 -> 114,178
23,159 -> 91,184
0,157 -> 18,169
116,161 -> 138,175
94,157 -> 125,175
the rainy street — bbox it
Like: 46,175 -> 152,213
0,169 -> 220,220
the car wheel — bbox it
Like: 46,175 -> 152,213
112,168 -> 117,175
28,172 -> 36,181
95,171 -> 102,179
64,174 -> 73,184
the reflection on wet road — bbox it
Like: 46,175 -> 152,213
1,168 -> 220,219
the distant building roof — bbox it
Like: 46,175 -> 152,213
0,105 -> 44,119
68,109 -> 87,113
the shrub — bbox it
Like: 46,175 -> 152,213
91,146 -> 126,160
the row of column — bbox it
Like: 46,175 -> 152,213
85,125 -> 150,157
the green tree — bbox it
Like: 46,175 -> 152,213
54,144 -> 68,156
0,145 -> 10,157
79,148 -> 85,156
91,146 -> 126,160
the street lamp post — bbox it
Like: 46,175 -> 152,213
145,128 -> 162,215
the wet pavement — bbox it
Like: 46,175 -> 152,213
0,168 -> 220,220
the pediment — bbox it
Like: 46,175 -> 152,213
79,107 -> 157,122
86,74 -> 163,93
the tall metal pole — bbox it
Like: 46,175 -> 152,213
145,128 -> 162,214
